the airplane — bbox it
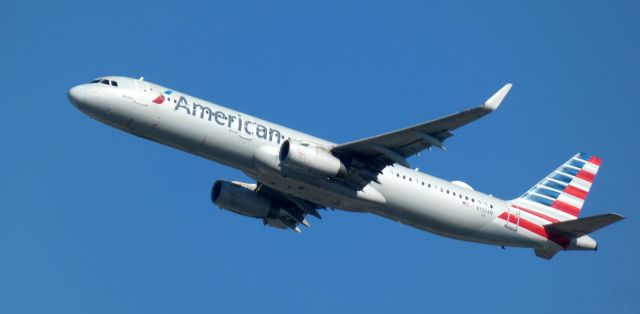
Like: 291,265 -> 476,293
68,76 -> 624,259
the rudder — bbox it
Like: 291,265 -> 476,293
513,153 -> 602,222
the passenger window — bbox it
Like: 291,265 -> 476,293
453,192 -> 456,196
465,196 -> 468,200
111,81 -> 118,87
490,205 -> 493,209
446,190 -> 449,194
403,175 -> 406,179
421,182 -> 424,186
459,194 -> 462,198
409,178 -> 412,182
472,198 -> 475,203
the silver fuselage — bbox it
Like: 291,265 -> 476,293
68,76 -> 589,251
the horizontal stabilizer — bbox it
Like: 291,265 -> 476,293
545,213 -> 625,238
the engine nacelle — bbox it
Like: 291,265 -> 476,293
211,180 -> 273,218
278,140 -> 347,178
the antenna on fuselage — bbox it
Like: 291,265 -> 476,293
138,76 -> 144,81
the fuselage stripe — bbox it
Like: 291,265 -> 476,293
497,212 -> 570,247
564,185 -> 588,200
514,205 -> 560,223
560,166 -> 580,176
541,180 -> 567,191
569,159 -> 586,168
551,200 -> 581,217
588,156 -> 603,166
576,169 -> 595,183
525,194 -> 555,206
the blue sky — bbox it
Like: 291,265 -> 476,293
1,1 -> 639,313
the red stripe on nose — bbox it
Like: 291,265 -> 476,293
153,95 -> 165,104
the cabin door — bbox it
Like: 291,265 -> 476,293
505,205 -> 520,231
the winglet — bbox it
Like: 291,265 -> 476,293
484,83 -> 512,111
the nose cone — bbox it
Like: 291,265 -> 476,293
68,84 -> 88,109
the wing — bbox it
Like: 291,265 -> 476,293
256,183 -> 325,233
332,84 -> 512,171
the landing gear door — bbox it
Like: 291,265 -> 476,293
505,205 -> 520,231
134,79 -> 149,105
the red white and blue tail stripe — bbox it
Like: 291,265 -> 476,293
512,153 -> 602,223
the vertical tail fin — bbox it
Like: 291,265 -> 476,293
512,153 -> 602,223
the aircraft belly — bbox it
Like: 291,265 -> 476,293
247,168 -> 382,212
376,200 -> 484,241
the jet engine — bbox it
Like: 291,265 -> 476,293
278,140 -> 347,178
211,180 -> 273,218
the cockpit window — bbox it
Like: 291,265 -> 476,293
88,78 -> 118,87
